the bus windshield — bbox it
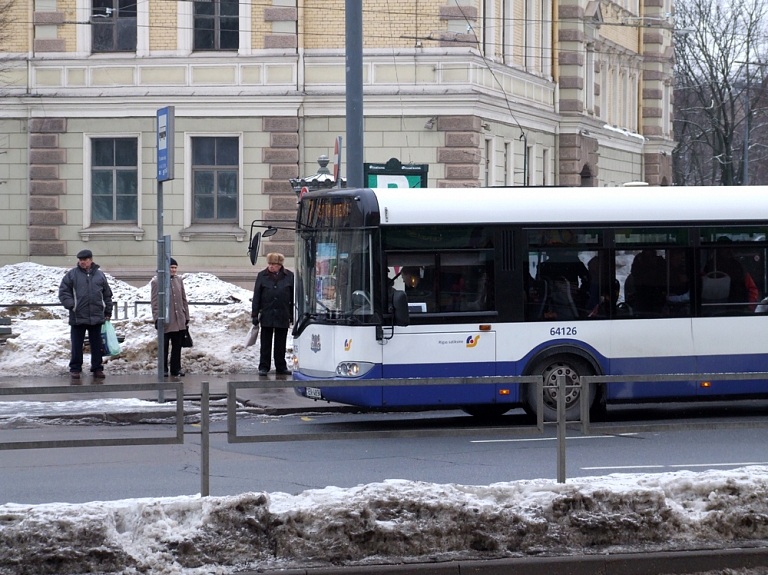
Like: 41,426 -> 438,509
295,228 -> 374,325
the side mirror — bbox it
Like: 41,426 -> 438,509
391,290 -> 410,327
248,232 -> 262,266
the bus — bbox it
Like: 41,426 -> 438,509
287,186 -> 768,421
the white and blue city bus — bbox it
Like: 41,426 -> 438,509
288,186 -> 768,421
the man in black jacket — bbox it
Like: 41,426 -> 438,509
58,249 -> 114,382
252,252 -> 294,376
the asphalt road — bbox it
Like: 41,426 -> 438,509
3,395 -> 768,504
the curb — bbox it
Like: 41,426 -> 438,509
237,547 -> 768,575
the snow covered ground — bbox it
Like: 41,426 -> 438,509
2,263 -> 768,575
0,261 -> 267,377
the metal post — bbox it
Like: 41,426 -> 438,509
557,373 -> 566,483
345,0 -> 364,188
157,181 -> 166,404
581,376 -> 590,435
201,381 -> 210,497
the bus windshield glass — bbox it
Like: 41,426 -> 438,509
296,228 -> 374,321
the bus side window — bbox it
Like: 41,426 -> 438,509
625,249 -> 667,318
439,252 -> 494,312
665,249 -> 691,317
527,249 -> 595,320
387,254 -> 437,313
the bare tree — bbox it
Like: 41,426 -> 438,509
673,0 -> 768,185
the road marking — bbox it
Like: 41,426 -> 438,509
471,434 -> 636,444
582,462 -> 768,471
583,465 -> 666,470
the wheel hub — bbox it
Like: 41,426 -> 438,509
543,364 -> 581,408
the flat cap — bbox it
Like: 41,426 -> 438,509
76,249 -> 93,259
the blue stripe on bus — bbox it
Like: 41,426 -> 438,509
294,351 -> 768,408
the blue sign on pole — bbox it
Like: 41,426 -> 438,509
157,106 -> 175,181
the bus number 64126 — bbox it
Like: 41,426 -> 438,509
550,326 -> 577,337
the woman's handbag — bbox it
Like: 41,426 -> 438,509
101,320 -> 121,356
181,328 -> 193,348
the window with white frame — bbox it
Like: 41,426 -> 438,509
192,137 -> 239,222
525,0 -> 535,70
91,138 -> 138,222
91,0 -> 136,52
539,0 -> 550,75
194,0 -> 239,51
481,0 -> 491,55
502,0 -> 514,64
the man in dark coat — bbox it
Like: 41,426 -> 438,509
58,249 -> 114,382
252,252 -> 294,376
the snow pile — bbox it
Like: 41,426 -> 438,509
2,467 -> 768,574
0,263 -> 267,376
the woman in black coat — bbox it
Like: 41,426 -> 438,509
252,252 -> 294,375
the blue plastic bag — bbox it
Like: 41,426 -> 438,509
101,320 -> 121,356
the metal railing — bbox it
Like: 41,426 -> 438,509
0,301 -> 236,320
0,381 -> 184,449
3,372 -> 768,497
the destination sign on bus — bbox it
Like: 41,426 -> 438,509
303,198 -> 354,228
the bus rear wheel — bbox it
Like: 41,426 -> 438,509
525,355 -> 595,422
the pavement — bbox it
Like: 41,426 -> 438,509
0,372 -> 354,416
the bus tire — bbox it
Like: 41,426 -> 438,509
461,405 -> 511,418
524,354 -> 596,422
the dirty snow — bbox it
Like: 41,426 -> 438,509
2,263 -> 768,575
0,262 -> 269,376
3,468 -> 768,574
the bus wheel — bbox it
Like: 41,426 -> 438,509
461,405 -> 511,418
526,355 -> 595,422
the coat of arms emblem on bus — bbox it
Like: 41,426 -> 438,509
311,333 -> 321,353
344,339 -> 352,351
466,335 -> 480,348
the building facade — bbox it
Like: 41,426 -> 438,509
0,0 -> 675,282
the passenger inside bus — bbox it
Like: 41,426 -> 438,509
665,249 -> 691,316
624,248 -> 667,317
701,237 -> 759,314
534,252 -> 590,319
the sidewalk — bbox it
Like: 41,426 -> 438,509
0,372 -> 354,415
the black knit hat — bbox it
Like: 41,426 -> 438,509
170,258 -> 178,266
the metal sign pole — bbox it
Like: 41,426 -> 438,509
157,106 -> 175,403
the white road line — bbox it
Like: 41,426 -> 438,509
582,462 -> 768,471
583,465 -> 666,470
471,434 -> 636,444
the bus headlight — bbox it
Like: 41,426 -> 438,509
335,362 -> 374,377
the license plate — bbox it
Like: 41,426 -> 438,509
306,386 -> 322,399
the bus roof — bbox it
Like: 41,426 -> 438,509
368,186 -> 768,226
